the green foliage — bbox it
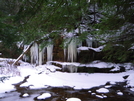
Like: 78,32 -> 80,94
92,0 -> 133,35
90,0 -> 134,63
0,0 -> 22,47
0,19 -> 20,47
103,43 -> 134,63
0,0 -> 134,62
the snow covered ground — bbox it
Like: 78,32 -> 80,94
0,58 -> 134,95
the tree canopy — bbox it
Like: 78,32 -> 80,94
0,0 -> 134,62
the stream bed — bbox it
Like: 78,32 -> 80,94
0,82 -> 134,101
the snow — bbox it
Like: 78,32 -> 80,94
102,94 -> 107,98
77,45 -> 105,53
96,88 -> 109,93
91,92 -> 96,95
117,90 -> 123,95
37,93 -> 51,99
129,46 -> 134,50
130,88 -> 134,91
0,76 -> 24,93
105,85 -> 112,88
96,95 -> 103,98
0,58 -> 134,95
22,93 -> 29,97
51,60 -> 133,72
66,98 -> 81,101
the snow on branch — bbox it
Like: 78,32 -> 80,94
77,45 -> 105,53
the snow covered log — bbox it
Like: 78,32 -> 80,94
12,41 -> 35,66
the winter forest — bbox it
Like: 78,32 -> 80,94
0,0 -> 134,101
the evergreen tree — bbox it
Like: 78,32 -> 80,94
13,0 -> 89,44
0,0 -> 20,46
92,0 -> 134,62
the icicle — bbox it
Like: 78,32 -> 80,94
22,45 -> 29,62
67,64 -> 77,73
62,65 -> 66,72
23,54 -> 29,62
62,64 -> 77,73
64,48 -> 67,61
30,43 -> 39,65
86,38 -> 93,47
39,45 -> 46,65
47,44 -> 53,61
67,37 -> 77,62
63,38 -> 67,61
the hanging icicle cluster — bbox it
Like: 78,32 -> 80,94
47,44 -> 53,61
67,37 -> 77,62
22,45 -> 29,62
39,45 -> 46,65
62,29 -> 79,62
86,38 -> 93,47
86,36 -> 98,48
30,43 -> 39,65
29,40 -> 54,65
30,42 -> 46,65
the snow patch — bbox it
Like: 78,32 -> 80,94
96,95 -> 103,98
117,91 -> 123,95
37,93 -> 51,99
105,85 -> 112,88
130,88 -> 134,91
22,93 -> 29,97
96,88 -> 109,93
66,98 -> 81,101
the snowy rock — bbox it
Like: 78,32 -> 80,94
77,45 -> 105,53
102,94 -> 107,98
37,93 -> 51,99
22,93 -> 29,97
130,88 -> 134,91
105,85 -> 112,88
96,88 -> 109,93
91,92 -> 96,95
96,95 -> 103,98
66,98 -> 81,101
117,91 -> 123,95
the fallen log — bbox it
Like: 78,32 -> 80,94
12,41 -> 35,66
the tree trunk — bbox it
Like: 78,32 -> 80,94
12,41 -> 35,66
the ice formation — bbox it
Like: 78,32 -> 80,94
22,45 -> 29,62
62,64 -> 78,73
67,37 -> 77,62
39,45 -> 46,65
47,44 -> 53,61
86,38 -> 93,47
30,43 -> 39,65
